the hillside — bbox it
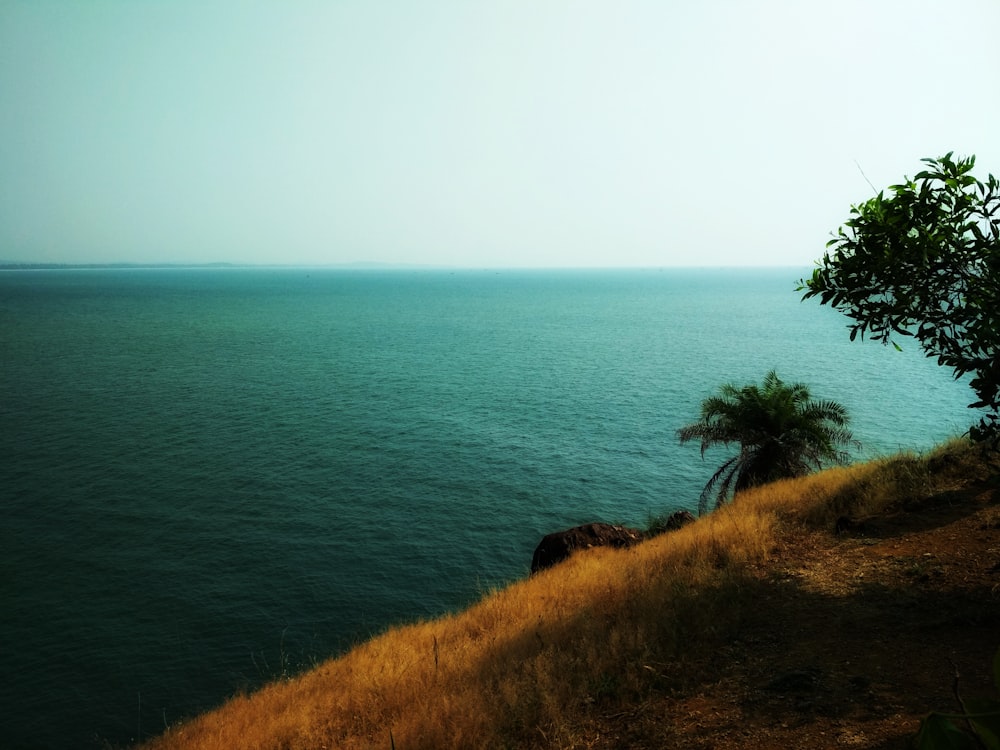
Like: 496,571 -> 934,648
139,440 -> 1000,749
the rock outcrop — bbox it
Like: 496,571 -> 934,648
530,522 -> 645,574
661,509 -> 696,532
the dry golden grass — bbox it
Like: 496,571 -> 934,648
140,438 -> 992,750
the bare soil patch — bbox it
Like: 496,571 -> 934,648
598,477 -> 1000,749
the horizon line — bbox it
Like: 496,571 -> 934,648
0,260 -> 815,272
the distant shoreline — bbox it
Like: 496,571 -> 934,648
0,262 -> 444,271
0,262 -> 808,272
0,262 -> 244,270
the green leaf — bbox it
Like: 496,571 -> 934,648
806,152 -> 1000,437
916,713 -> 977,749
964,703 -> 1000,749
969,716 -> 1000,747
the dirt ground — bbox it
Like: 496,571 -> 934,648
601,474 -> 1000,749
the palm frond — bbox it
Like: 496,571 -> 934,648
679,371 -> 858,513
697,454 -> 740,515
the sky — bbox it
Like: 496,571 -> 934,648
1,1 -> 998,268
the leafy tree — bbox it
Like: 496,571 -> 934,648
800,152 -> 1000,441
678,371 -> 856,514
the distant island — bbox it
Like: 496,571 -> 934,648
0,262 -> 243,270
0,261 -> 442,271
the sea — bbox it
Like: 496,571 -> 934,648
0,266 -> 981,749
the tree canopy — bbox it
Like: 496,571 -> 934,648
800,152 -> 1000,440
678,371 -> 856,514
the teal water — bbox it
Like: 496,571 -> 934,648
0,267 -> 980,748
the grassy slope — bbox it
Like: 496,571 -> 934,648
140,439 -> 1000,750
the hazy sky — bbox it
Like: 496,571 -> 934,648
2,1 -> 998,268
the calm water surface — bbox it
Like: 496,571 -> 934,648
0,267 -> 979,747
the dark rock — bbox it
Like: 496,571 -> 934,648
663,510 -> 696,531
646,509 -> 698,537
530,522 -> 645,574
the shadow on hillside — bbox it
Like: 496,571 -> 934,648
834,479 -> 999,540
468,545 -> 1000,748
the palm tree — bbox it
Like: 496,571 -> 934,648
678,370 -> 857,514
